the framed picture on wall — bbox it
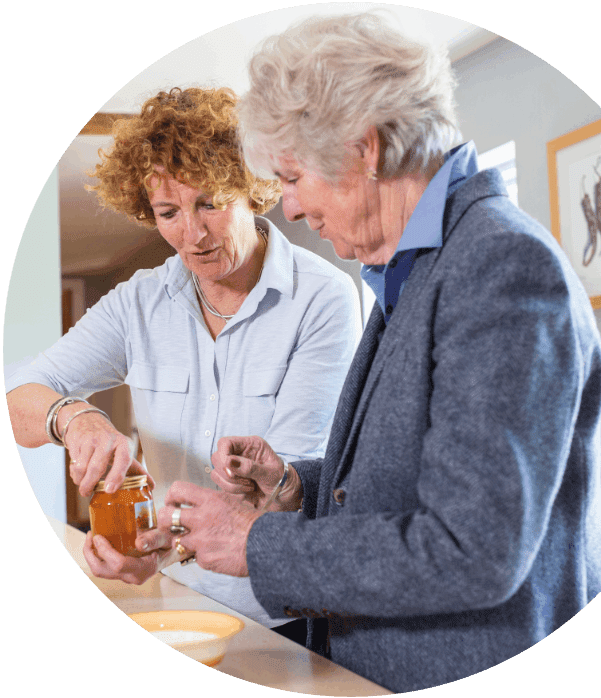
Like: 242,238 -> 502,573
547,119 -> 601,309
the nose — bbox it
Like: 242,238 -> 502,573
282,190 -> 306,222
182,212 -> 207,245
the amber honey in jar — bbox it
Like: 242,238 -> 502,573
89,475 -> 157,557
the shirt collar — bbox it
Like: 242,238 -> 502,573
164,216 -> 294,299
372,140 -> 479,260
360,141 -> 479,319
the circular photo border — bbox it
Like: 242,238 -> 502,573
3,3 -> 600,698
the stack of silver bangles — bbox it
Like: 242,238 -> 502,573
45,396 -> 110,446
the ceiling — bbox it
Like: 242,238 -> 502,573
59,5 -> 497,276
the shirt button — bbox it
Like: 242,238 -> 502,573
205,430 -> 211,437
389,258 -> 398,268
209,394 -> 216,401
205,466 -> 211,474
386,304 -> 393,315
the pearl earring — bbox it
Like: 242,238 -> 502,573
367,169 -> 378,181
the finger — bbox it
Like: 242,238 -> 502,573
212,451 -> 257,481
136,528 -> 171,553
131,458 -> 156,490
83,534 -> 118,576
165,481 -> 211,508
157,505 -> 189,533
79,446 -> 113,497
104,440 -> 134,494
83,531 -> 102,568
210,468 -> 256,494
91,536 -> 158,584
157,502 -> 207,537
69,443 -> 94,486
215,436 -> 242,457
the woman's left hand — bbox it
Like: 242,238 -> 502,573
158,481 -> 265,577
83,530 -> 179,585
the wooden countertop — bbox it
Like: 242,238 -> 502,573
48,517 -> 391,696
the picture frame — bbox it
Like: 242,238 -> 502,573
547,119 -> 601,309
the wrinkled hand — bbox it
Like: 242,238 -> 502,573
83,529 -> 177,585
211,436 -> 302,511
157,482 -> 266,577
62,409 -> 154,497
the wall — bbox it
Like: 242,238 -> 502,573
453,36 -> 601,332
3,168 -> 66,520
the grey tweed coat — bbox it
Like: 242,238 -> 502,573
246,169 -> 601,693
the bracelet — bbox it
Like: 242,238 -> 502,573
261,461 -> 290,511
45,396 -> 88,446
45,398 -> 66,445
61,407 -> 110,445
52,397 -> 89,443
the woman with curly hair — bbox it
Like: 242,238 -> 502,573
6,87 -> 361,637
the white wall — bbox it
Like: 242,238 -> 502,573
3,168 -> 66,521
453,36 -> 601,332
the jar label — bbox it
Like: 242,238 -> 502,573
134,500 -> 156,531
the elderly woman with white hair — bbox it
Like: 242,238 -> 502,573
142,12 -> 601,693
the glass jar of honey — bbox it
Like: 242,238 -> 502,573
89,475 -> 157,557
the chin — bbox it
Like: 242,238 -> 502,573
332,245 -> 357,261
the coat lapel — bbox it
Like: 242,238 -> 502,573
317,169 -> 509,511
315,304 -> 385,514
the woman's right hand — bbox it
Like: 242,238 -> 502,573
58,405 -> 153,497
83,530 -> 176,585
210,435 -> 302,511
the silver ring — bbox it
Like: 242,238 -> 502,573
170,507 -> 187,535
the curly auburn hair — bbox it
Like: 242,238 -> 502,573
88,87 -> 282,227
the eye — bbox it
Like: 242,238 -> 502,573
200,202 -> 215,210
158,209 -> 177,219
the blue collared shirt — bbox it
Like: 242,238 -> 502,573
361,141 -> 479,322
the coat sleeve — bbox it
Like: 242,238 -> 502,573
246,210 -> 599,619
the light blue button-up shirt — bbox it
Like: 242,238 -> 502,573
6,216 -> 362,626
361,142 -> 479,321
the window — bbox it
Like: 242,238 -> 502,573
478,140 -> 518,206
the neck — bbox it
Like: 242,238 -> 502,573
368,173 -> 431,264
195,228 -> 267,315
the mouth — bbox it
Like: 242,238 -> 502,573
191,247 -> 219,258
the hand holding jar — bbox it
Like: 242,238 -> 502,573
83,529 -> 186,585
58,403 -> 153,497
84,472 -> 172,585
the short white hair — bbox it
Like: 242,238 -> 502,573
238,11 -> 462,182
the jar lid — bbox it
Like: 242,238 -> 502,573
94,475 -> 148,493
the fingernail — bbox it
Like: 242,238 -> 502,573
105,482 -> 116,494
140,543 -> 148,551
225,467 -> 233,478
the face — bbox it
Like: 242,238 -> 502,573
147,174 -> 257,282
275,154 -> 386,264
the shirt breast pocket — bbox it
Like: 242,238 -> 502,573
124,362 -> 190,445
242,366 -> 287,434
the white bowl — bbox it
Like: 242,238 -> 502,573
129,610 -> 244,666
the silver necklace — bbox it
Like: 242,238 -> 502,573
193,226 -> 267,322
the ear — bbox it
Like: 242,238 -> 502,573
353,125 -> 380,174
